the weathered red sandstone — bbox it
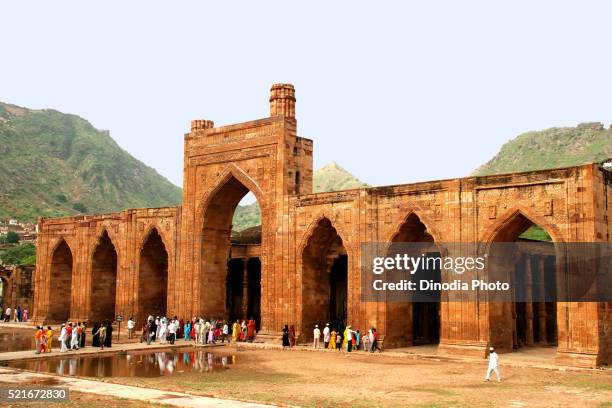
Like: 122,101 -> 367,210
32,84 -> 611,368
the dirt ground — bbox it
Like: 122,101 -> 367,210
97,346 -> 612,408
0,381 -> 168,408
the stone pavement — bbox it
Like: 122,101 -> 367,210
0,367 -> 274,407
0,339 -> 222,362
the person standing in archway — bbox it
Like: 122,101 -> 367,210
282,325 -> 290,348
289,325 -> 296,347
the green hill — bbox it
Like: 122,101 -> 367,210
313,161 -> 369,192
232,162 -> 368,231
473,121 -> 612,241
0,102 -> 182,221
472,122 -> 612,176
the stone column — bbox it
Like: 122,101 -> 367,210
242,258 -> 249,319
525,256 -> 534,346
537,257 -> 547,344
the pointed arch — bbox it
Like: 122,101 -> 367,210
385,208 -> 443,244
481,207 -> 564,245
47,238 -> 74,322
298,212 -> 352,259
89,230 -> 118,322
197,164 -> 267,219
137,227 -> 168,323
197,164 -> 268,320
483,207 -> 561,352
298,216 -> 349,340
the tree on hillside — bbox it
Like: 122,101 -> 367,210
5,231 -> 20,244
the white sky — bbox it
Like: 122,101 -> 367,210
1,1 -> 611,194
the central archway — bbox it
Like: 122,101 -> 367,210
48,240 -> 73,322
300,217 -> 348,341
200,172 -> 264,323
90,231 -> 118,323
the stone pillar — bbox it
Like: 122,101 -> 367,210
537,257 -> 547,344
525,256 -> 534,346
242,258 -> 249,319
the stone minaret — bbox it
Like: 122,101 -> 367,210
269,83 -> 296,118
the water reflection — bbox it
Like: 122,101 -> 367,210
0,329 -> 43,352
9,349 -> 234,377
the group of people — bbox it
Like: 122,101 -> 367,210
141,316 -> 258,345
33,326 -> 53,353
3,305 -> 28,322
57,322 -> 88,352
281,323 -> 383,352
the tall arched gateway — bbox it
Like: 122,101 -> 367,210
200,173 -> 263,324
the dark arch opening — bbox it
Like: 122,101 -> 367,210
48,240 -> 73,322
138,229 -> 168,323
488,213 -> 557,351
385,213 -> 440,348
90,231 -> 118,322
201,174 -> 263,328
301,218 -> 348,341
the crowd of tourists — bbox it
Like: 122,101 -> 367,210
281,323 -> 383,352
3,305 -> 28,322
141,316 -> 258,345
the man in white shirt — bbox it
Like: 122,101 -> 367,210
485,347 -> 501,382
167,320 -> 176,344
4,307 -> 10,322
313,325 -> 321,349
127,317 -> 135,339
323,323 -> 331,348
222,323 -> 229,343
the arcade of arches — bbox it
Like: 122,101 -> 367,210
32,83 -> 610,367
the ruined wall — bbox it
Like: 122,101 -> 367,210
32,83 -> 610,367
0,265 -> 34,315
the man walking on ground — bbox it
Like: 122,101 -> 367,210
313,325 -> 321,349
485,347 -> 501,382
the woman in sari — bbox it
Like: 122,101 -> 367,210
247,319 -> 256,341
91,323 -> 100,348
232,320 -> 240,342
184,320 -> 191,341
342,326 -> 349,350
79,323 -> 87,348
329,330 -> 337,349
288,325 -> 296,347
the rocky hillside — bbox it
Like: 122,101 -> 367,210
0,102 -> 182,221
472,122 -> 612,176
232,162 -> 368,231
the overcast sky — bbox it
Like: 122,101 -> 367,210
2,1 -> 611,192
